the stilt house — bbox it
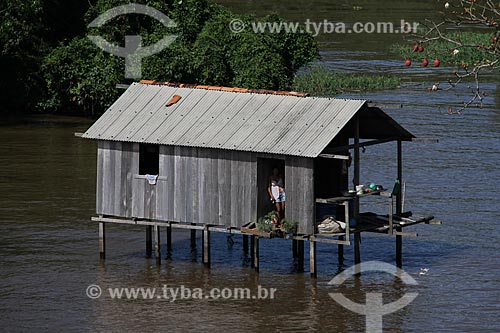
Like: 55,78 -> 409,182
81,81 -> 438,272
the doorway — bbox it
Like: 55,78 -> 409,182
257,158 -> 285,220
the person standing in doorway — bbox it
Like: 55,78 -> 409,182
268,167 -> 285,226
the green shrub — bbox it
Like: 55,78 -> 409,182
41,0 -> 319,115
281,219 -> 298,233
293,65 -> 401,96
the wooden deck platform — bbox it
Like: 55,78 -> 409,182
91,209 -> 440,278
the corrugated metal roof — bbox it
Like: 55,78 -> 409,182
82,82 -> 413,158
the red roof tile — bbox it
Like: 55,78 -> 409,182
138,80 -> 309,97
166,95 -> 182,107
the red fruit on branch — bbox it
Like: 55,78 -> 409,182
417,45 -> 424,52
434,59 -> 441,67
412,44 -> 419,52
405,59 -> 412,66
493,36 -> 498,43
422,59 -> 429,67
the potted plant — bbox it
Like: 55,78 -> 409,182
256,211 -> 279,232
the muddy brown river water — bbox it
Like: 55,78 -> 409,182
1,0 -> 499,332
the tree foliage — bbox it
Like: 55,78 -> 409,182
0,0 -> 92,114
0,0 -> 46,113
40,38 -> 123,116
0,0 -> 318,116
39,0 -> 319,116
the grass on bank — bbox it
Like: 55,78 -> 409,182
292,65 -> 401,97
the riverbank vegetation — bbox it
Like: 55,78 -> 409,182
393,0 -> 499,112
2,0 -> 319,116
293,66 -> 401,96
392,32 -> 498,69
0,0 -> 410,117
3,0 -> 496,116
0,0 -> 90,114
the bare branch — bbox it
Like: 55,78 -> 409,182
407,0 -> 499,112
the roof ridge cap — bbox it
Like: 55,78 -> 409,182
138,80 -> 309,97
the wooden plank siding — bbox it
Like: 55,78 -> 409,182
96,142 -> 104,214
96,141 -> 137,217
173,146 -> 188,222
285,156 -> 315,235
96,142 -> 315,234
218,150 -> 232,226
242,151 -> 258,228
124,142 -> 138,216
197,148 -> 215,224
156,146 -> 258,227
156,146 -> 175,221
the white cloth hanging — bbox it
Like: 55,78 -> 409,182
145,174 -> 159,185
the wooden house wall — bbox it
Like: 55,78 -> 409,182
154,146 -> 258,227
285,157 -> 315,235
96,141 -> 138,217
96,141 -> 316,234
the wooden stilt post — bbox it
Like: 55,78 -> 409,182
242,235 -> 249,255
338,236 -> 344,266
146,225 -> 152,258
396,229 -> 403,268
353,115 -> 361,269
397,140 -> 403,215
253,236 -> 260,273
154,225 -> 161,265
396,140 -> 403,268
250,235 -> 255,268
309,240 -> 317,278
297,240 -> 304,272
190,224 -> 196,250
353,114 -> 360,216
338,200 -> 348,266
202,226 -> 210,268
166,224 -> 172,256
354,233 -> 361,265
99,222 -> 106,260
292,239 -> 298,258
